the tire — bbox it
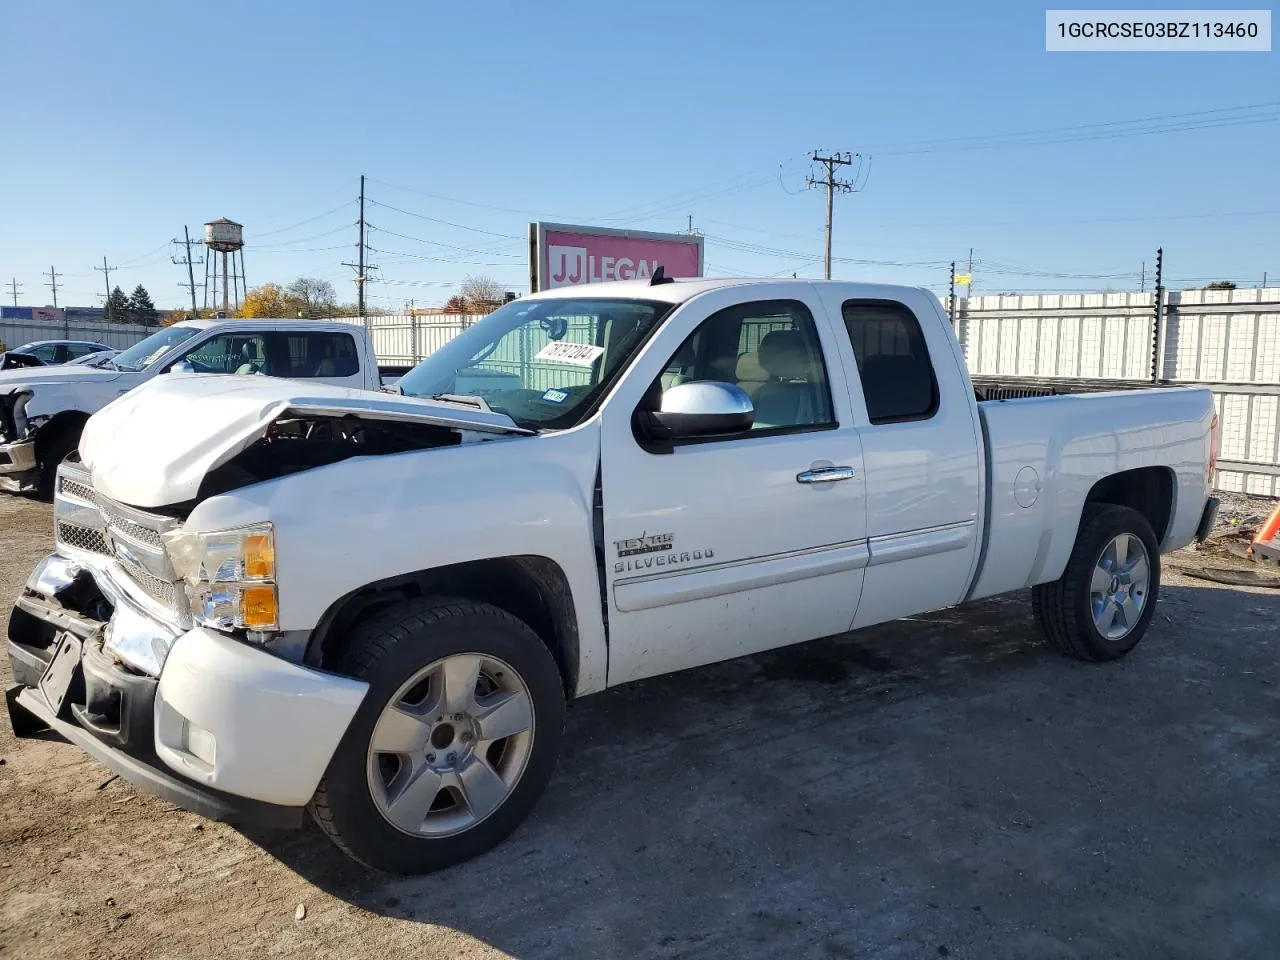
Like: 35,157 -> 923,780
37,427 -> 82,501
309,597 -> 566,874
1031,503 -> 1161,662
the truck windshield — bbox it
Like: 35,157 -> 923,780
397,297 -> 674,429
112,326 -> 201,372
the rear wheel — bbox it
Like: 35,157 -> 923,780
1032,503 -> 1160,662
309,597 -> 565,874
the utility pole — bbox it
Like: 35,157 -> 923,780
1140,261 -> 1145,292
967,248 -> 974,297
7,278 -> 21,307
44,266 -> 61,308
95,256 -> 116,318
343,174 -> 377,318
806,151 -> 855,280
1151,247 -> 1164,383
172,226 -> 200,314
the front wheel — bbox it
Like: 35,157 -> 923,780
1032,503 -> 1161,662
309,598 -> 566,874
37,427 -> 82,500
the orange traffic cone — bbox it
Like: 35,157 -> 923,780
1248,501 -> 1280,564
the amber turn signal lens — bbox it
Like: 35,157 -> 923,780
243,532 -> 275,580
240,585 -> 279,629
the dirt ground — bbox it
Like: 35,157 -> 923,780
1,493 -> 1278,960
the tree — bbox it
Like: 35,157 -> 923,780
443,294 -> 467,313
460,274 -> 505,312
285,277 -> 337,318
240,282 -> 291,318
128,285 -> 157,325
1205,280 -> 1237,290
105,286 -> 131,323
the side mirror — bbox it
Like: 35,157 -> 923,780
169,361 -> 196,374
641,381 -> 754,444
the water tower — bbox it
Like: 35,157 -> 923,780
203,218 -> 246,313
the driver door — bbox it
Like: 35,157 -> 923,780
599,284 -> 868,686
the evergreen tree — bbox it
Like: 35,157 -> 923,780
105,286 -> 131,323
128,284 -> 157,326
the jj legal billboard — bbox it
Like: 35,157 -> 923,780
529,222 -> 704,293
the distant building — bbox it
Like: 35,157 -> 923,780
1,305 -> 106,322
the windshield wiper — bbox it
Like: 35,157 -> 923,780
425,393 -> 490,411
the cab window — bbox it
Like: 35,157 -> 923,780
654,299 -> 834,432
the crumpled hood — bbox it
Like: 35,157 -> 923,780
80,374 -> 529,508
0,365 -> 121,391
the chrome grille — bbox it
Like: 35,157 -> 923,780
116,555 -> 178,608
53,462 -> 186,624
99,500 -> 165,549
56,521 -> 111,556
57,476 -> 96,504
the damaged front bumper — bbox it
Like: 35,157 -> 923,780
0,390 -> 38,492
0,439 -> 38,492
7,552 -> 369,827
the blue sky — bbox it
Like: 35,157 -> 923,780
2,0 -> 1276,310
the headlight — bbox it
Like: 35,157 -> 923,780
162,522 -> 279,631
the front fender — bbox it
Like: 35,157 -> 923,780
181,423 -> 609,694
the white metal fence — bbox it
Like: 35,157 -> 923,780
334,314 -> 479,368
958,287 -> 1280,495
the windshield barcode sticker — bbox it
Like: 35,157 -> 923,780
535,341 -> 604,366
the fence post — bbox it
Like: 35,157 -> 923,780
411,313 -> 420,363
1150,246 -> 1163,382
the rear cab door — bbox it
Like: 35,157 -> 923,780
811,285 -> 984,628
599,282 -> 869,685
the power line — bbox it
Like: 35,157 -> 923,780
250,224 -> 353,250
867,100 -> 1280,153
369,246 -> 526,267
872,110 -> 1280,157
366,199 -> 523,240
251,200 -> 358,240
368,225 -> 523,259
115,242 -> 170,268
366,178 -> 545,218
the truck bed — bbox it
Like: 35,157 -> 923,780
972,375 -> 1181,402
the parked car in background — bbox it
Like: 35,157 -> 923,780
0,340 -> 113,370
4,277 -> 1220,874
65,349 -> 121,369
0,319 -> 384,497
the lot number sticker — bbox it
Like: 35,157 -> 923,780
535,341 -> 605,366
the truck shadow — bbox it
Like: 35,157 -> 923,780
243,582 -> 1280,959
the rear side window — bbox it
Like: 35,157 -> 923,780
268,332 -> 359,378
841,300 -> 939,424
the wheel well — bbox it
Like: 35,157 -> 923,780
34,410 -> 89,463
1085,467 -> 1174,544
308,556 -> 581,698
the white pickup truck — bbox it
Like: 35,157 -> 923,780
0,318 -> 384,496
6,277 -> 1220,875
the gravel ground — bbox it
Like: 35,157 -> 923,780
1,492 -> 1278,960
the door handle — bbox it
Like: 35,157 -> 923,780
796,465 -> 856,484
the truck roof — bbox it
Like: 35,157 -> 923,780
173,318 -> 362,331
522,276 -> 932,305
